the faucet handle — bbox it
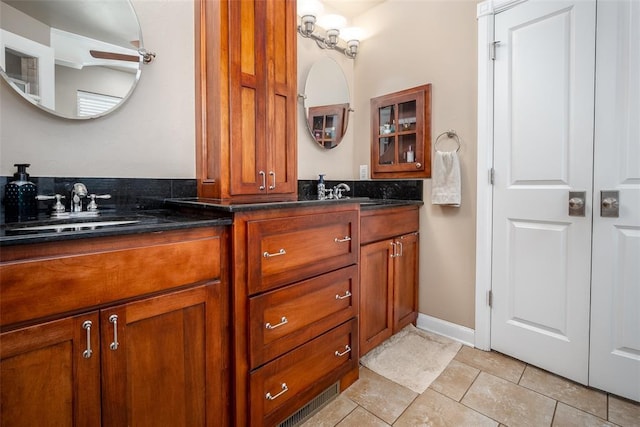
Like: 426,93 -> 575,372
87,194 -> 111,212
36,194 -> 66,213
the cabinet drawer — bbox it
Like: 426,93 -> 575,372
250,319 -> 358,427
249,265 -> 358,368
1,228 -> 222,328
360,206 -> 419,245
247,210 -> 358,294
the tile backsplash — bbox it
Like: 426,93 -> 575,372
0,176 -> 197,222
1,176 -> 423,222
298,179 -> 423,201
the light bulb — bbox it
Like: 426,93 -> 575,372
317,14 -> 347,31
297,0 -> 324,17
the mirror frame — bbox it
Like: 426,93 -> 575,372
0,0 -> 144,120
302,57 -> 351,149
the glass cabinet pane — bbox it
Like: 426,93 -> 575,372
378,105 -> 395,135
379,137 -> 394,165
399,134 -> 417,164
398,100 -> 416,132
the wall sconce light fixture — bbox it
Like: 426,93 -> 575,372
297,1 -> 363,59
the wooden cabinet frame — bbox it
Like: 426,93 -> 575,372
370,84 -> 432,178
195,0 -> 297,201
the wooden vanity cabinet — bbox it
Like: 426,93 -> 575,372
370,84 -> 432,179
0,228 -> 229,427
196,0 -> 298,201
359,205 -> 420,356
232,204 -> 360,426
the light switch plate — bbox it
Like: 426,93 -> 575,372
359,165 -> 368,180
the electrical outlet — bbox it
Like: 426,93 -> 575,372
359,165 -> 368,180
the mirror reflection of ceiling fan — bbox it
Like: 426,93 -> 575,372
90,48 -> 155,64
90,49 -> 139,62
90,41 -> 155,64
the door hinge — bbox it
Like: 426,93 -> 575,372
490,41 -> 500,61
489,168 -> 495,185
488,290 -> 493,307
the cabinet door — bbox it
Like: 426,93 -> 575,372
371,84 -> 431,179
1,312 -> 101,426
359,239 -> 394,356
101,284 -> 225,427
228,0 -> 296,197
228,0 -> 268,196
265,0 -> 297,196
393,233 -> 419,332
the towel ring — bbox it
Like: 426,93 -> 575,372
435,130 -> 461,153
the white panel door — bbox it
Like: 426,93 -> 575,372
589,0 -> 640,402
491,0 -> 596,384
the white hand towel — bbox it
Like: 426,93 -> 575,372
431,150 -> 461,207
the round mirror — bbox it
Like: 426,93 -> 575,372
303,57 -> 351,149
0,0 -> 144,119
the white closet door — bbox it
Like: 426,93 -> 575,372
491,0 -> 596,384
589,0 -> 640,402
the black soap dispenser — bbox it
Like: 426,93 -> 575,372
4,163 -> 38,222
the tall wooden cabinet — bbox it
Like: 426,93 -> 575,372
196,0 -> 297,201
359,205 -> 420,356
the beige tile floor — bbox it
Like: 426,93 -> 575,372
302,344 -> 640,427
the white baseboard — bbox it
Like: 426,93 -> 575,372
416,313 -> 475,348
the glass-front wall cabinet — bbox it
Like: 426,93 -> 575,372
371,84 -> 431,178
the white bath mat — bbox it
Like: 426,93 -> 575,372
360,324 -> 462,393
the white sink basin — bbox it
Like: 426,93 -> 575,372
15,220 -> 140,232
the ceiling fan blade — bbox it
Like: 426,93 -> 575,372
90,50 -> 139,62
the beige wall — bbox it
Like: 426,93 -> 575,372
0,0 -> 195,178
354,0 -> 478,328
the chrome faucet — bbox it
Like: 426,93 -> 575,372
71,183 -> 88,212
333,183 -> 351,199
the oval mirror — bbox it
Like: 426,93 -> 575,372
303,57 -> 351,149
0,0 -> 145,119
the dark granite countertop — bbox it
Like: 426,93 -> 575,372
164,197 -> 423,213
1,197 -> 423,247
0,209 -> 233,247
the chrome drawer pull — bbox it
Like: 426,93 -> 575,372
335,290 -> 352,300
82,320 -> 93,359
335,345 -> 351,357
265,317 -> 288,330
269,171 -> 276,190
265,383 -> 288,401
259,171 -> 266,191
390,241 -> 397,258
263,248 -> 286,258
334,236 -> 351,243
109,314 -> 119,350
